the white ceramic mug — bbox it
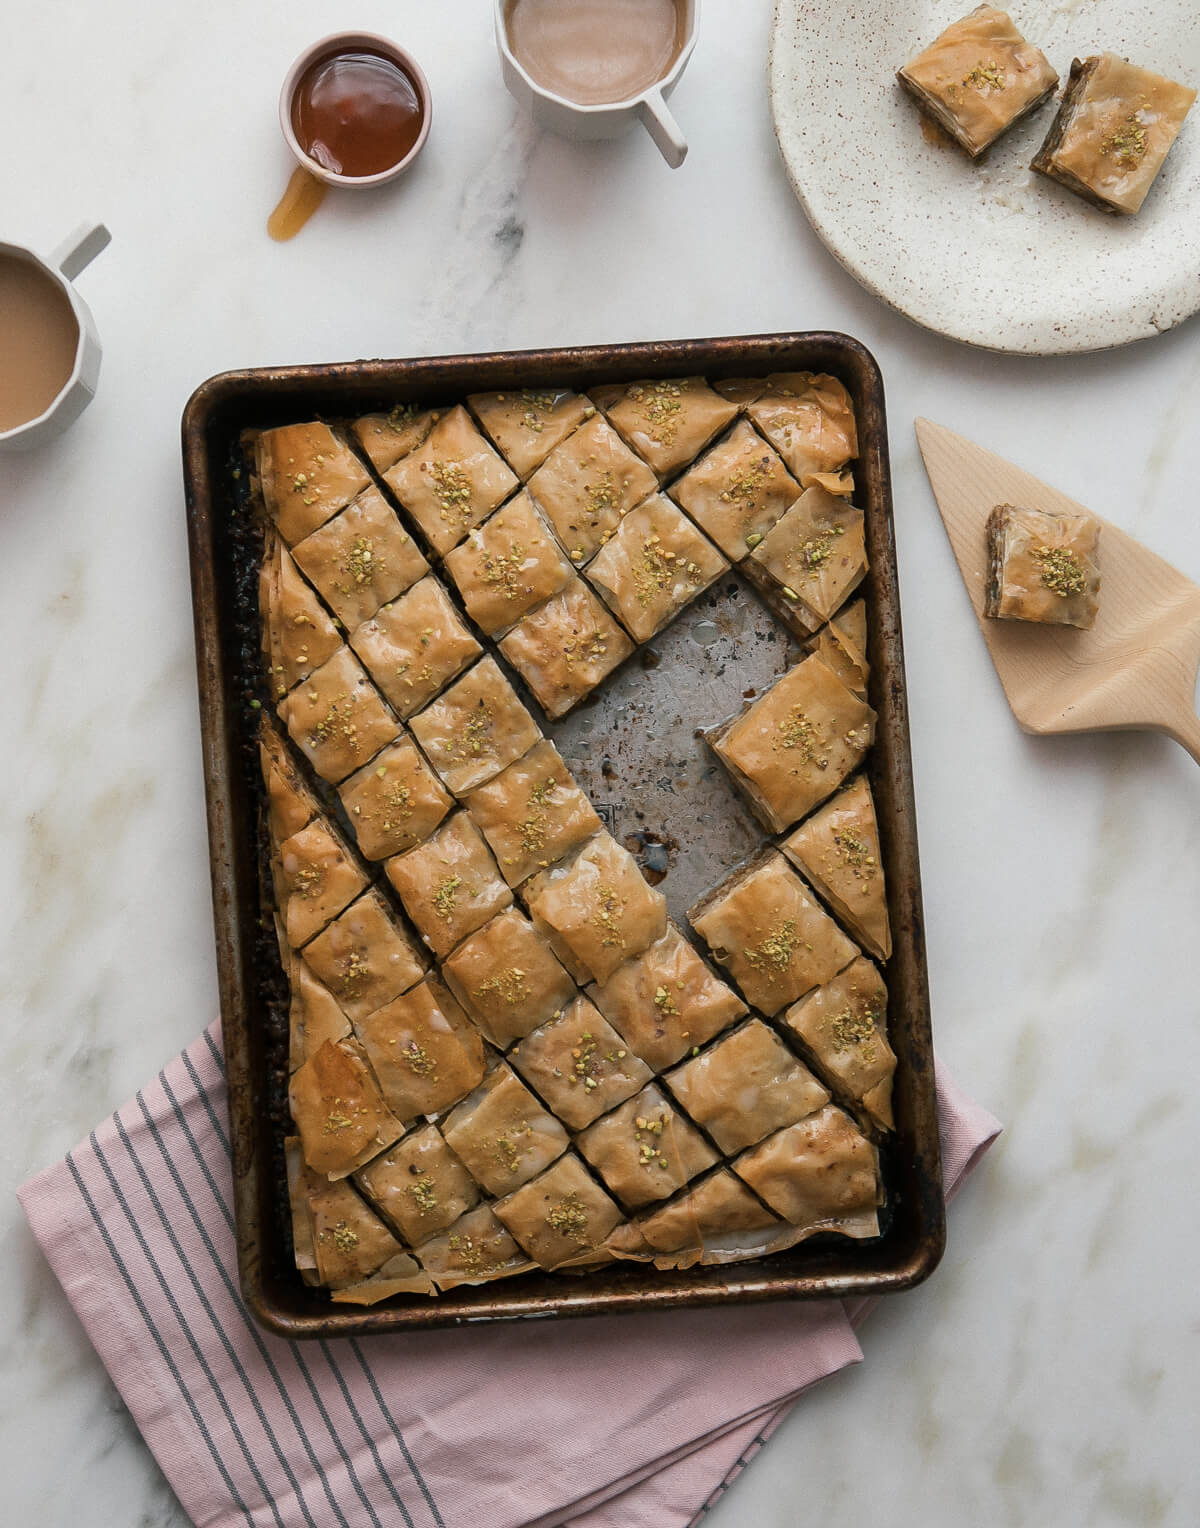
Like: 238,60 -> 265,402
495,0 -> 699,168
0,222 -> 110,453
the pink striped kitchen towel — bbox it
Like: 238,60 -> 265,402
19,1024 -> 999,1528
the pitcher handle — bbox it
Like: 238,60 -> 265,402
638,89 -> 688,169
51,221 -> 112,282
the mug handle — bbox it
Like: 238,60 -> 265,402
51,221 -> 112,281
638,89 -> 688,169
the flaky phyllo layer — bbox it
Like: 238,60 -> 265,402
253,376 -> 898,1304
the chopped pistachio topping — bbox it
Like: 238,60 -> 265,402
341,536 -> 382,590
475,967 -> 531,1007
1031,545 -> 1088,598
590,884 -> 626,949
428,459 -> 474,523
519,778 -> 557,853
385,402 -> 419,434
292,864 -> 324,899
400,1040 -> 438,1079
653,985 -> 679,1016
433,876 -> 462,920
309,692 -> 361,755
774,706 -> 828,768
407,1177 -> 439,1215
492,1122 -> 532,1174
330,1220 -> 359,1253
630,380 -> 683,446
833,827 -> 876,879
519,390 -> 557,431
337,951 -> 371,995
479,541 -> 528,601
744,919 -> 798,974
562,630 -> 610,669
545,1192 -> 590,1241
583,469 -> 620,523
789,522 -> 845,578
447,1231 -> 495,1274
962,61 -> 1005,90
828,1004 -> 879,1054
1102,115 -> 1147,165
719,455 -> 773,514
323,1100 -> 355,1135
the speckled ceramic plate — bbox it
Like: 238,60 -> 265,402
769,0 -> 1200,354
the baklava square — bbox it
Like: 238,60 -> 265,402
898,6 -> 1059,159
1032,54 -> 1195,215
417,1204 -> 534,1288
277,819 -> 369,949
349,575 -> 482,719
355,977 -> 487,1121
385,811 -> 513,958
811,597 -> 870,701
689,851 -> 859,1015
709,653 -> 875,833
746,373 -> 858,488
289,1036 -> 404,1178
497,579 -> 634,720
300,887 -> 427,1022
781,774 -> 892,962
286,954 -> 350,1073
259,534 -> 342,700
782,956 -> 896,1133
602,377 -> 738,479
468,388 -> 594,479
576,1084 -> 718,1210
290,486 -> 429,630
744,485 -> 867,634
493,1153 -> 624,1270
733,1105 -> 881,1236
383,404 -> 519,557
256,422 -> 371,545
665,1019 -> 830,1154
279,646 -> 401,785
584,494 -> 728,643
440,1064 -> 570,1195
588,922 -> 746,1071
442,490 -> 574,637
668,418 -> 802,561
985,503 -> 1101,628
260,720 -> 321,845
337,736 -> 453,861
409,656 -> 542,796
305,1177 -> 408,1289
609,1168 -> 782,1264
355,1123 -> 481,1243
526,413 -> 658,565
523,832 -> 668,985
464,738 -> 600,886
351,403 -> 438,474
510,997 -> 653,1130
441,908 -> 577,1048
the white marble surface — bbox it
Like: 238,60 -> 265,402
1,2 -> 1197,1525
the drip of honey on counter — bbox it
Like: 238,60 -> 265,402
268,166 -> 329,242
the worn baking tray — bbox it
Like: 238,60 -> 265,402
182,333 -> 944,1337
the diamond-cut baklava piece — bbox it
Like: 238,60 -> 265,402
608,1168 -> 781,1265
669,419 -> 801,561
745,485 -> 867,634
733,1105 -> 881,1237
289,1036 -> 404,1178
354,1124 -> 480,1243
441,1064 -> 570,1195
337,736 -> 453,861
355,977 -> 487,1121
526,413 -> 658,565
709,653 -> 875,833
782,774 -> 891,961
585,494 -> 728,642
304,1176 -> 409,1290
746,374 -> 858,488
524,832 -> 668,984
277,818 -> 369,948
464,738 -> 600,886
260,721 -> 321,844
497,578 -> 634,720
690,851 -> 858,1014
301,887 -> 427,1022
291,486 -> 429,630
510,997 -> 653,1130
259,533 -> 342,699
385,811 -> 513,958
256,422 -> 371,545
351,403 -> 438,474
811,598 -> 869,701
408,656 -> 541,795
329,1254 -> 436,1305
985,503 -> 1101,629
588,922 -> 746,1071
442,491 -> 573,637
782,957 -> 895,1132
418,1204 -> 534,1289
577,1083 -> 718,1210
898,6 -> 1059,159
279,646 -> 401,785
493,1153 -> 624,1270
349,575 -> 482,719
602,377 -> 738,479
666,1019 -> 829,1154
468,388 -> 594,478
441,909 -> 577,1048
383,404 -> 519,557
713,377 -> 768,406
286,955 -> 351,1072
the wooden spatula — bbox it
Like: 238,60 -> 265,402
915,418 -> 1200,765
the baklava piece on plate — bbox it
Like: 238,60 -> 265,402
355,977 -> 487,1120
782,956 -> 896,1133
337,736 -> 453,861
417,1204 -> 535,1289
509,996 -> 653,1130
442,491 -> 574,637
290,486 -> 429,630
733,1105 -> 881,1238
382,404 -> 519,557
440,907 -> 577,1048
668,418 -> 801,562
493,1153 -> 624,1270
781,774 -> 892,962
708,653 -> 875,833
408,656 -> 542,796
1032,53 -> 1196,216
690,851 -> 859,1014
601,377 -> 738,479
497,578 -> 634,719
279,645 -> 401,785
289,1036 -> 404,1178
440,1063 -> 570,1195
276,818 -> 369,949
607,1168 -> 782,1267
349,574 -> 482,719
898,6 -> 1058,159
351,403 -> 438,474
354,1123 -> 481,1244
464,738 -> 600,887
584,494 -> 728,642
576,1083 -> 718,1210
300,886 -> 427,1022
745,374 -> 858,490
985,502 -> 1100,628
385,810 -> 513,958
259,532 -> 342,701
525,413 -> 658,565
256,421 -> 371,545
744,485 -> 867,636
468,388 -> 594,479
